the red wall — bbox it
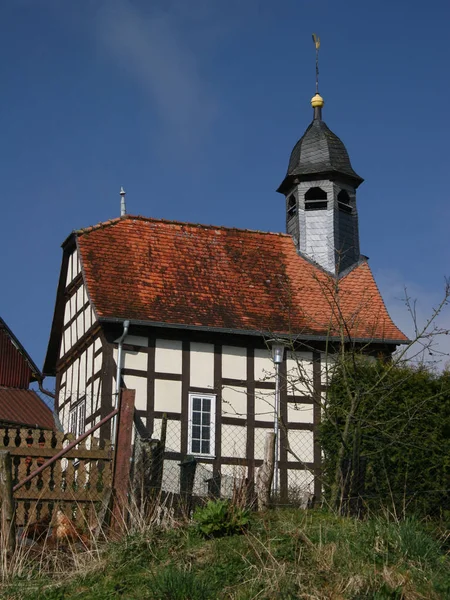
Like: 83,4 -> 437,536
0,327 -> 32,388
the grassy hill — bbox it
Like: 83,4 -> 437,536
2,508 -> 449,599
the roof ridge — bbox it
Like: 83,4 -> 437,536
74,215 -> 291,238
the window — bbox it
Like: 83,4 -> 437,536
287,194 -> 297,218
338,190 -> 352,214
188,393 -> 215,456
305,187 -> 328,211
69,398 -> 86,438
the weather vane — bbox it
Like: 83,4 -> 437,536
312,33 -> 320,94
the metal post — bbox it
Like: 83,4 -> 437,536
274,362 -> 280,496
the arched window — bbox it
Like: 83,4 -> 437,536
287,194 -> 297,218
305,187 -> 327,210
338,189 -> 352,214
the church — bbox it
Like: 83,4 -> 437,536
43,86 -> 406,501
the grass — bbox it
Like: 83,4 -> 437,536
1,509 -> 449,599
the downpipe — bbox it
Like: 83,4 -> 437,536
111,320 -> 130,447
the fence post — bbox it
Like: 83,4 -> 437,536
256,432 -> 275,511
179,456 -> 197,516
112,388 -> 135,529
0,451 -> 16,553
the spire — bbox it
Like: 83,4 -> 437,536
311,33 -> 324,120
120,187 -> 126,217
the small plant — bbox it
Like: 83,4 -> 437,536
193,499 -> 250,538
150,566 -> 216,600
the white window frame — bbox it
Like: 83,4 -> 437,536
69,397 -> 86,439
188,393 -> 216,457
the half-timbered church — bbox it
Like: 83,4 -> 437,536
43,89 -> 406,500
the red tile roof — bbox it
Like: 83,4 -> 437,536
76,216 -> 406,343
0,388 -> 55,429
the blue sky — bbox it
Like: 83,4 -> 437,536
1,0 -> 450,380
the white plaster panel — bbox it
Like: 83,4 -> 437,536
85,383 -> 92,418
287,470 -> 314,496
79,350 -> 87,396
222,346 -> 247,380
222,425 -> 246,458
254,389 -> 274,421
94,337 -> 102,353
65,258 -> 72,287
320,352 -> 336,386
86,343 -> 93,380
166,420 -> 181,452
85,307 -> 92,332
93,378 -> 101,414
190,342 -> 214,388
59,335 -> 65,359
221,386 -> 247,418
221,464 -> 248,498
153,418 -> 163,441
286,351 -> 313,395
71,359 -> 79,399
155,339 -> 182,374
71,322 -> 77,346
94,350 -> 102,374
70,294 -> 77,318
154,379 -> 182,413
73,249 -> 80,277
287,403 -> 314,424
76,286 -> 84,311
254,349 -> 274,383
254,428 -> 274,461
123,348 -> 148,371
122,375 -> 147,411
64,328 -> 70,355
64,302 -> 71,326
77,313 -> 84,340
288,430 -> 314,463
126,335 -> 149,347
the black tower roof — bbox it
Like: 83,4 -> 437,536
277,105 -> 363,194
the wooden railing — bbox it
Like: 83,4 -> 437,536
0,426 -> 113,529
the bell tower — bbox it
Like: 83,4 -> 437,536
277,37 -> 363,275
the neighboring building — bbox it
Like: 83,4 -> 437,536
43,91 -> 406,498
0,317 -> 54,430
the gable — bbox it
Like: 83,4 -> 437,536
43,240 -> 98,376
0,317 -> 40,388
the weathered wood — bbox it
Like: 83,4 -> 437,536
151,413 -> 167,492
256,432 -> 275,511
112,389 -> 135,528
8,447 -> 111,459
0,451 -> 16,553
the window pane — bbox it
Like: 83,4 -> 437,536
192,440 -> 200,453
202,426 -> 210,440
201,413 -> 209,425
202,398 -> 211,411
193,397 -> 201,411
201,441 -> 210,454
192,425 -> 200,439
193,412 -> 201,425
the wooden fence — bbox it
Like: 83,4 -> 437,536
0,425 -> 113,529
